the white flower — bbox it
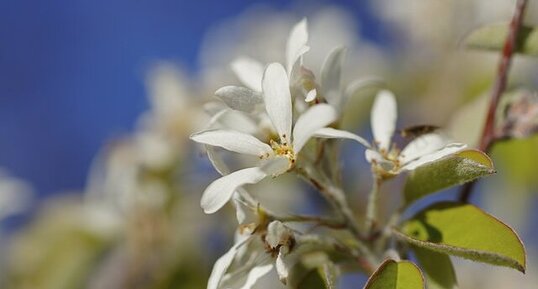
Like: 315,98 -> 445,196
216,18 -> 310,114
311,90 -> 467,175
207,220 -> 297,289
191,63 -> 340,214
365,90 -> 467,174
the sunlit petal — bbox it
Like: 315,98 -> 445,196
191,129 -> 272,157
292,104 -> 337,152
231,57 -> 264,91
201,167 -> 268,214
371,90 -> 397,151
215,86 -> 263,113
401,143 -> 467,171
262,63 -> 292,144
313,127 -> 371,148
400,133 -> 449,164
286,18 -> 310,74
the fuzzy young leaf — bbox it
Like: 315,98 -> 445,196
396,202 -> 526,272
413,247 -> 458,289
464,23 -> 538,56
364,259 -> 424,289
403,149 -> 495,206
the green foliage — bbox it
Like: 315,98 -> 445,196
396,202 -> 526,272
403,150 -> 495,206
318,262 -> 338,289
363,259 -> 424,289
294,263 -> 338,289
296,269 -> 327,289
413,247 -> 458,289
464,23 -> 538,56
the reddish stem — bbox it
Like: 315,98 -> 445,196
459,0 -> 528,202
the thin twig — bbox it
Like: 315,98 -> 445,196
365,173 -> 381,234
275,214 -> 347,228
296,167 -> 367,242
459,0 -> 528,202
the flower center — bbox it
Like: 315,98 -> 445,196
376,145 -> 402,173
270,139 -> 296,166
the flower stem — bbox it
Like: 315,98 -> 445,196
366,173 -> 381,234
459,0 -> 528,202
296,166 -> 366,242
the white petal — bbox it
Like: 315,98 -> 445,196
208,109 -> 259,135
292,104 -> 337,152
239,264 -> 274,289
266,221 -> 293,249
232,195 -> 257,226
286,18 -> 310,74
371,90 -> 397,151
205,145 -> 230,176
231,57 -> 264,91
201,167 -> 268,214
207,237 -> 254,289
215,86 -> 263,113
260,155 -> 291,177
262,63 -> 292,143
365,149 -> 383,163
305,89 -> 317,102
233,197 -> 247,225
401,143 -> 467,171
276,247 -> 296,284
320,46 -> 345,108
191,130 -> 272,157
365,149 -> 394,171
400,133 -> 449,164
313,127 -> 371,148
207,244 -> 239,289
204,101 -> 227,116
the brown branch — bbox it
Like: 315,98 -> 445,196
460,0 -> 528,202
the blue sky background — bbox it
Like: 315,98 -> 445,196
0,0 -> 382,197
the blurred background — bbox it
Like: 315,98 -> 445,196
1,0 -> 538,288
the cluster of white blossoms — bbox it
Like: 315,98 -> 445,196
191,18 -> 468,289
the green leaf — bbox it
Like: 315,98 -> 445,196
413,247 -> 458,289
364,259 -> 424,289
464,23 -> 538,56
318,262 -> 338,289
289,251 -> 339,289
396,202 -> 526,272
296,269 -> 326,289
404,149 -> 495,206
